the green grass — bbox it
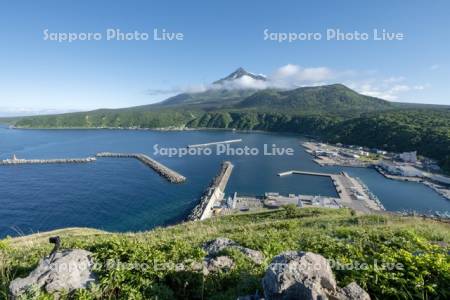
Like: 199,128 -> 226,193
1,208 -> 450,299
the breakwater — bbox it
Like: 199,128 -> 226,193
0,157 -> 96,165
187,139 -> 242,148
96,152 -> 186,183
278,170 -> 334,177
188,161 -> 234,221
277,169 -> 384,213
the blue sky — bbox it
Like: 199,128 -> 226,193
0,0 -> 449,116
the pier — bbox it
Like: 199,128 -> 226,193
278,170 -> 334,177
0,154 -> 96,165
188,161 -> 234,221
96,152 -> 186,183
277,170 -> 384,213
187,139 -> 242,148
227,193 -> 341,212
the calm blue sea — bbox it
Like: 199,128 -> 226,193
0,126 -> 449,238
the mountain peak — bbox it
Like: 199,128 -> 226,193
213,67 -> 266,85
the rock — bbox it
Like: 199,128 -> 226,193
203,238 -> 238,255
203,238 -> 265,264
9,249 -> 96,298
202,256 -> 235,275
238,247 -> 265,265
262,251 -> 336,300
335,282 -> 370,300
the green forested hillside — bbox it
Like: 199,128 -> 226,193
11,108 -> 201,129
236,84 -> 393,115
184,109 -> 450,172
3,84 -> 450,172
327,110 -> 450,171
159,89 -> 256,108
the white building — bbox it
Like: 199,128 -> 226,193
358,150 -> 370,157
379,162 -> 423,177
398,151 -> 417,163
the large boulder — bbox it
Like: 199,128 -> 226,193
335,282 -> 370,300
262,251 -> 336,300
9,249 -> 96,298
203,238 -> 265,264
238,247 -> 265,265
202,255 -> 235,275
203,237 -> 238,254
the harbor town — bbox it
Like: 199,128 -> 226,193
303,141 -> 450,203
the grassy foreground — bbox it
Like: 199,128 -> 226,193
1,208 -> 449,300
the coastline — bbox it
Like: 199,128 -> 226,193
302,141 -> 450,202
1,125 -> 449,235
5,124 -> 450,203
375,165 -> 450,201
4,124 -> 308,137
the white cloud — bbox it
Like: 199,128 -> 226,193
214,75 -> 269,90
144,64 -> 427,102
383,76 -> 405,83
0,107 -> 78,117
347,81 -> 428,101
430,64 -> 440,71
413,85 -> 426,90
145,64 -> 336,95
270,64 -> 333,88
145,84 -> 208,96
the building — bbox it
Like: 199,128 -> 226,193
358,150 -> 370,157
339,151 -> 360,159
398,151 -> 417,163
314,150 -> 338,157
379,161 -> 423,177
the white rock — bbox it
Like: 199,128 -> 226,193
9,249 -> 96,298
262,251 -> 336,300
203,237 -> 237,254
203,238 -> 265,264
202,256 -> 235,275
336,282 -> 371,300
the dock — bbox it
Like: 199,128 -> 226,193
278,170 -> 334,177
277,170 -> 385,213
0,155 -> 96,165
227,193 -> 341,212
187,161 -> 234,221
96,152 -> 186,183
187,139 -> 242,148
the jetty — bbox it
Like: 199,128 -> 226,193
277,170 -> 384,213
187,139 -> 242,148
96,152 -> 186,183
278,170 -> 334,177
0,154 -> 96,165
188,161 -> 234,221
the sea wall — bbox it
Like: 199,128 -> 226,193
188,161 -> 234,221
96,152 -> 186,183
0,157 -> 96,165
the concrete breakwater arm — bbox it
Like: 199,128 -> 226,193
187,139 -> 242,148
0,157 -> 96,165
96,152 -> 186,183
187,161 -> 234,221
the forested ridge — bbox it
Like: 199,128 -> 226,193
4,84 -> 450,172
